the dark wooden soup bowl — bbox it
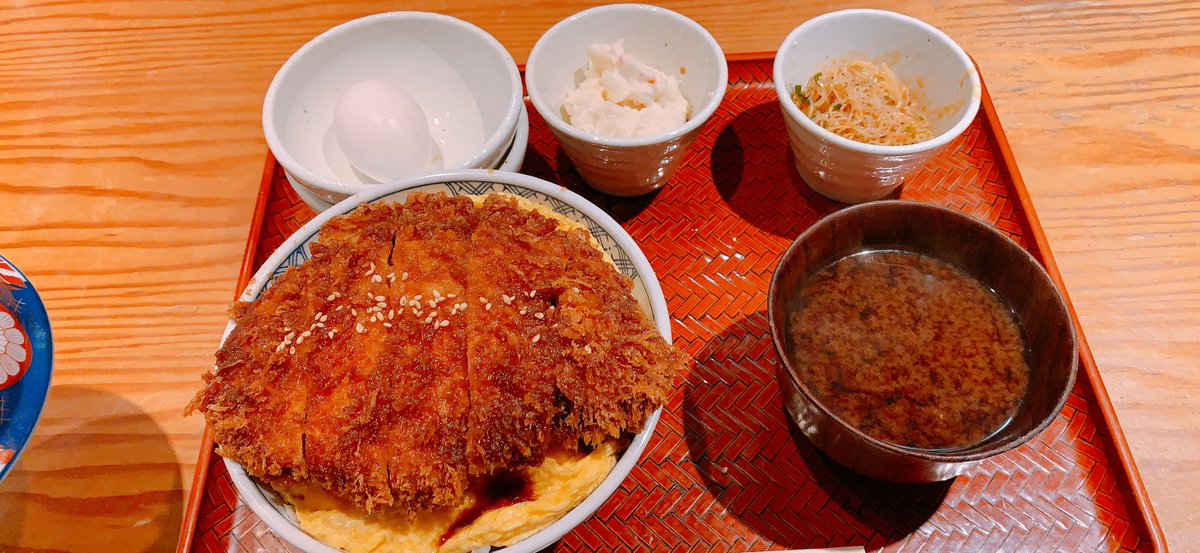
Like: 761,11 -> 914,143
768,200 -> 1078,483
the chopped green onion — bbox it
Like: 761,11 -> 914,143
813,72 -> 822,83
794,85 -> 811,105
833,103 -> 842,110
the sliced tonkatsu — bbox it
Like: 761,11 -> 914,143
189,192 -> 684,516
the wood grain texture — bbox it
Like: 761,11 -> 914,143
0,0 -> 1194,551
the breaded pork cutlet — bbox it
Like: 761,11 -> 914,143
550,223 -> 680,445
466,196 -> 581,474
371,194 -> 477,510
190,192 -> 684,515
187,260 -> 315,491
464,195 -> 683,471
295,202 -> 410,510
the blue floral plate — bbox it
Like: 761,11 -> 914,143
0,255 -> 53,482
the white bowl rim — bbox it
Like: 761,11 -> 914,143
263,12 -> 524,196
289,104 -> 532,212
772,9 -> 982,156
221,169 -> 670,553
525,3 -> 729,148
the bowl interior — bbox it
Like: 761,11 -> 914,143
527,5 -> 724,134
777,10 -> 978,136
223,170 -> 669,553
770,201 -> 1077,459
267,13 -> 520,190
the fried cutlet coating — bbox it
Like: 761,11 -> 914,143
466,196 -> 580,474
376,194 -> 477,510
190,192 -> 683,514
552,229 -> 682,445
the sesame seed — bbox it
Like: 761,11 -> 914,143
376,301 -> 387,308
383,322 -> 392,328
372,274 -> 383,283
485,303 -> 492,311
387,272 -> 395,279
427,299 -> 437,308
356,323 -> 365,334
439,320 -> 449,328
401,272 -> 409,281
289,346 -> 296,355
400,296 -> 407,305
425,316 -> 434,324
351,309 -> 358,316
534,312 -> 545,319
327,331 -> 335,339
532,334 -> 541,343
284,327 -> 291,332
447,293 -> 457,299
584,345 -> 592,354
336,305 -> 345,312
519,308 -> 527,315
326,293 -> 337,301
285,331 -> 296,339
502,294 -> 514,304
413,295 -> 423,301
301,330 -> 312,337
388,309 -> 395,320
479,296 -> 487,303
320,314 -> 328,322
375,295 -> 386,302
314,312 -> 323,321
296,335 -> 305,344
529,290 -> 537,298
315,322 -> 325,328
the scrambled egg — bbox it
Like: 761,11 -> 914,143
286,442 -> 617,553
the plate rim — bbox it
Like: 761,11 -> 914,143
0,254 -> 54,484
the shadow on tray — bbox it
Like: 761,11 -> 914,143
682,310 -> 949,549
518,119 -> 659,224
710,101 -> 903,238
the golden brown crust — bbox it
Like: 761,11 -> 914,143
188,192 -> 683,514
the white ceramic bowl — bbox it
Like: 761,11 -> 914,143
223,170 -> 670,553
526,4 -> 727,196
773,9 -> 981,203
289,104 -> 531,213
264,12 -> 523,203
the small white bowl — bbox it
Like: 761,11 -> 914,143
264,12 -> 523,203
290,104 -> 530,213
773,9 -> 981,203
224,170 -> 670,553
526,4 -> 727,196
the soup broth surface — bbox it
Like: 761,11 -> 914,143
787,249 -> 1030,450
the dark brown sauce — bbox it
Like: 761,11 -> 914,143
786,249 -> 1030,451
439,470 -> 535,544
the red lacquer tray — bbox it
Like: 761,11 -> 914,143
178,56 -> 1165,552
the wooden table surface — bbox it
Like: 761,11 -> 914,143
0,1 -> 1195,551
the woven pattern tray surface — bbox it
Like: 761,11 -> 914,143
187,58 -> 1157,552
